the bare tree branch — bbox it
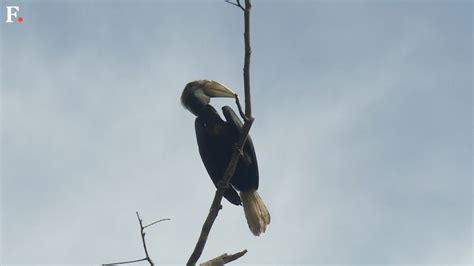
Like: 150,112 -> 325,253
243,0 -> 252,118
186,1 -> 254,265
104,212 -> 170,266
200,250 -> 248,266
103,258 -> 147,266
143,218 -> 171,229
137,212 -> 155,266
224,0 -> 245,11
235,95 -> 248,122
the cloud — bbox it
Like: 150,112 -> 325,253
1,1 -> 472,265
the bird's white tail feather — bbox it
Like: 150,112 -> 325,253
240,190 -> 270,236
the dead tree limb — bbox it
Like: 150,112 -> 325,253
137,212 -> 155,266
186,0 -> 253,265
103,212 -> 170,266
224,0 -> 245,11
242,0 -> 252,118
200,250 -> 248,266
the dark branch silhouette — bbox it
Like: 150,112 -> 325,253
201,249 -> 248,266
224,0 -> 245,12
103,212 -> 170,266
186,0 -> 254,265
242,0 -> 252,118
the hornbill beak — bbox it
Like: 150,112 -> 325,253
190,79 -> 235,98
181,80 -> 236,115
197,80 -> 236,98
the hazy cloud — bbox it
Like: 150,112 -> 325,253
1,1 -> 472,265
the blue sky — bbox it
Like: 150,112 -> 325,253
1,0 -> 472,265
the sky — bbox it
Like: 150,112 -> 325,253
0,0 -> 472,265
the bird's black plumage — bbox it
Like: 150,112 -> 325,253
195,105 -> 259,205
181,79 -> 270,235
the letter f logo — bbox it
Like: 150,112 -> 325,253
5,6 -> 21,23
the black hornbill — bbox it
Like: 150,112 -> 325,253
181,80 -> 270,236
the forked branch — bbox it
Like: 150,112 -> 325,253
224,0 -> 245,11
103,212 -> 170,266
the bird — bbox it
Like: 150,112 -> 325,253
181,79 -> 270,236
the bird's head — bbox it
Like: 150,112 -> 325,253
181,80 -> 236,116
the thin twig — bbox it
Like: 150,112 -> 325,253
200,250 -> 248,266
143,218 -> 171,229
103,258 -> 147,266
235,95 -> 248,122
224,0 -> 245,11
187,1 -> 254,265
104,212 -> 169,266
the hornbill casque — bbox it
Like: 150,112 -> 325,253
181,79 -> 270,236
